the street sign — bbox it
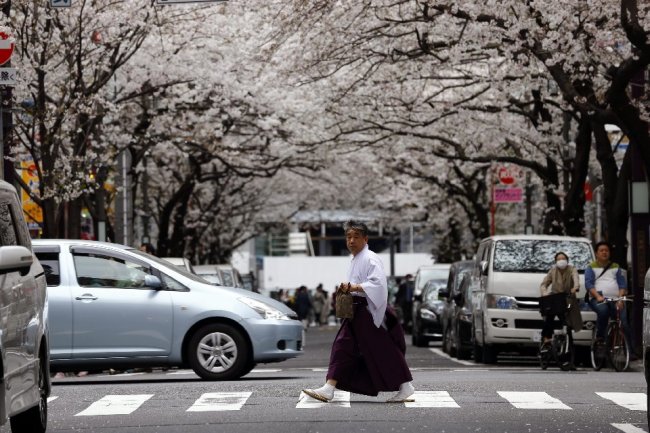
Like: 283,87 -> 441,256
50,0 -> 72,7
0,31 -> 14,66
494,187 -> 523,203
0,68 -> 17,86
156,0 -> 227,4
497,165 -> 522,186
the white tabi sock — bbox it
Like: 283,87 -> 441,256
314,383 -> 335,399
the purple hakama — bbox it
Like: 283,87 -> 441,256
326,298 -> 413,396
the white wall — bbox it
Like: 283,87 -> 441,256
262,253 -> 433,294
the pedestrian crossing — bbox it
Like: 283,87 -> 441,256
47,390 -> 646,415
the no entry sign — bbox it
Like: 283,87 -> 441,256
0,31 -> 14,66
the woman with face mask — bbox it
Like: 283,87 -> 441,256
538,252 -> 582,370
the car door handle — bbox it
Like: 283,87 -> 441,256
75,294 -> 98,301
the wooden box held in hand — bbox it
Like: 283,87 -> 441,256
335,289 -> 354,319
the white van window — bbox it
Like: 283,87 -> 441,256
493,240 -> 592,273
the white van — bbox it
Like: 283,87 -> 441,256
0,180 -> 50,432
471,235 -> 596,364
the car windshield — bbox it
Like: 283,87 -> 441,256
424,280 -> 446,302
492,240 -> 593,273
418,269 -> 449,290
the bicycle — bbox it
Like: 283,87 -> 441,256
590,296 -> 633,372
538,292 -> 574,371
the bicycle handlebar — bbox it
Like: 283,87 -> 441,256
597,296 -> 634,304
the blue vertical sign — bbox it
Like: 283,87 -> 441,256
50,0 -> 72,7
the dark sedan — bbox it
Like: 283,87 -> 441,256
411,279 -> 448,347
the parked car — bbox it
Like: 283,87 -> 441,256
413,264 -> 451,298
217,264 -> 244,288
411,279 -> 449,347
448,273 -> 478,359
410,264 -> 451,335
0,180 -> 50,433
162,256 -> 196,274
194,264 -> 223,285
471,235 -> 596,364
441,260 -> 475,357
33,240 -> 303,380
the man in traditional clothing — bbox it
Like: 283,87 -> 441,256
301,220 -> 415,403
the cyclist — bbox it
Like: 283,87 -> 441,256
585,241 -> 631,346
539,251 -> 580,369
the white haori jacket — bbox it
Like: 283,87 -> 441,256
347,245 -> 388,328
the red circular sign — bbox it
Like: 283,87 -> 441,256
497,166 -> 516,185
0,31 -> 15,66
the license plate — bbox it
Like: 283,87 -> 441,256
532,330 -> 542,342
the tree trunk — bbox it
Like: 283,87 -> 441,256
543,157 -> 563,234
563,116 -> 591,236
592,120 -> 620,242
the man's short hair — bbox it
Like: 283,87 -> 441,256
344,220 -> 369,237
594,241 -> 611,252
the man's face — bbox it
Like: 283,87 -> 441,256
346,229 -> 368,256
596,245 -> 610,263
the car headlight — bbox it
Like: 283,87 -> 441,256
238,297 -> 292,320
420,308 -> 437,320
487,294 -> 518,310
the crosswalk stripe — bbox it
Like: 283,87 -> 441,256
597,393 -> 647,411
75,394 -> 154,416
611,423 -> 648,433
47,396 -> 58,403
405,391 -> 460,408
297,390 -> 350,408
429,348 -> 475,366
187,392 -> 252,412
498,391 -> 572,410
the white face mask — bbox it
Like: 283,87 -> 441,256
556,259 -> 568,269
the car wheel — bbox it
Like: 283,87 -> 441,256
482,344 -> 498,364
188,324 -> 250,381
456,324 -> 470,360
10,352 -> 48,433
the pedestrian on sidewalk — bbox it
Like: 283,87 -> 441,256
301,220 -> 415,403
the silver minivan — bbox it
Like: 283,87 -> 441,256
471,235 -> 597,364
33,239 -> 303,380
0,180 -> 50,433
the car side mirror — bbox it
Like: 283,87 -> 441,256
413,294 -> 422,303
144,275 -> 163,289
480,261 -> 489,276
0,246 -> 33,276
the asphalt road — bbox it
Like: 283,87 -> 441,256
4,325 -> 647,433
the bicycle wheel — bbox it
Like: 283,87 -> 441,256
591,336 -> 606,371
557,334 -> 574,371
607,323 -> 629,372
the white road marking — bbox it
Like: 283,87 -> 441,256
611,423 -> 648,433
297,390 -> 350,408
497,391 -> 571,410
47,396 -> 58,403
166,370 -> 196,375
250,369 -> 282,373
405,391 -> 460,408
597,392 -> 647,411
311,368 -> 328,372
187,392 -> 252,412
75,394 -> 153,416
428,348 -> 475,366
